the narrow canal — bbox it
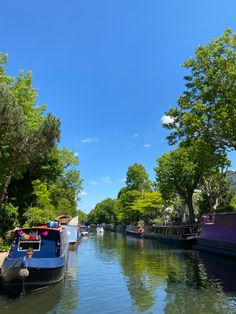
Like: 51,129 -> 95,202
1,232 -> 236,314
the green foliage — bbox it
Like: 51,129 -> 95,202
49,148 -> 83,217
164,29 -> 236,151
0,54 -> 60,203
24,207 -> 55,227
32,180 -> 54,210
155,142 -> 228,224
88,198 -> 118,224
198,171 -> 233,214
117,188 -> 142,223
0,237 -> 10,252
23,179 -> 55,226
0,53 -> 83,231
230,195 -> 236,209
0,203 -> 19,237
131,192 -> 164,222
126,163 -> 152,192
77,209 -> 87,224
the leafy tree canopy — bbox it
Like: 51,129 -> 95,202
155,141 -> 229,224
131,191 -> 164,217
126,163 -> 152,192
163,29 -> 236,151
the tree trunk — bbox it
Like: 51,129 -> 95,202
186,194 -> 195,225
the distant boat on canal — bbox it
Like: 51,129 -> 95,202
125,225 -> 144,237
64,216 -> 80,249
55,215 -> 81,247
80,225 -> 89,236
96,226 -> 104,233
1,221 -> 69,295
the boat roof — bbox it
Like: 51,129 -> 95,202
55,215 -> 72,225
14,225 -> 65,233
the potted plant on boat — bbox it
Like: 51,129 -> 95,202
27,247 -> 34,258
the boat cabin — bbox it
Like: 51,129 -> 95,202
9,227 -> 65,259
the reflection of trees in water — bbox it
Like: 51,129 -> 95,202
49,250 -> 79,314
164,251 -> 236,314
95,233 -> 184,312
95,233 -> 236,313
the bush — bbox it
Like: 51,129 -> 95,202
0,203 -> 19,238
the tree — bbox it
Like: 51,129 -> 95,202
155,141 -> 228,224
23,180 -> 55,226
0,58 -> 60,203
88,198 -> 118,224
0,54 -> 83,229
49,148 -> 83,217
116,188 -> 142,223
77,209 -> 87,224
163,29 -> 236,151
198,170 -> 233,214
0,203 -> 18,237
126,163 -> 152,193
131,191 -> 164,222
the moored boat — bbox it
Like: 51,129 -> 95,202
197,212 -> 236,258
96,226 -> 104,233
125,225 -> 144,237
143,224 -> 198,248
80,225 -> 89,236
1,221 -> 69,295
64,225 -> 78,249
66,216 -> 80,248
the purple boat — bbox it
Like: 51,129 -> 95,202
197,212 -> 236,259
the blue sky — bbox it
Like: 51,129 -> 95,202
1,1 -> 236,213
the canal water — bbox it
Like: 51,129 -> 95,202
1,232 -> 236,314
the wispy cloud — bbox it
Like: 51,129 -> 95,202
161,115 -> 174,125
101,176 -> 112,184
79,191 -> 87,196
81,138 -> 99,143
144,144 -> 150,148
132,133 -> 138,138
119,178 -> 126,182
74,152 -> 79,157
90,181 -> 97,185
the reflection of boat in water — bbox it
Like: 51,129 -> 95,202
197,250 -> 236,294
96,226 -> 104,234
1,222 -> 69,295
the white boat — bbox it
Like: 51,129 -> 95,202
96,227 -> 104,233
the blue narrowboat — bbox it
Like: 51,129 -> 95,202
1,222 -> 69,295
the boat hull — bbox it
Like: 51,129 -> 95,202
125,230 -> 143,238
197,213 -> 236,259
1,265 -> 66,295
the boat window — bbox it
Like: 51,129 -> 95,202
18,240 -> 41,251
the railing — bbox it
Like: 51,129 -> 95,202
147,225 -> 199,237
